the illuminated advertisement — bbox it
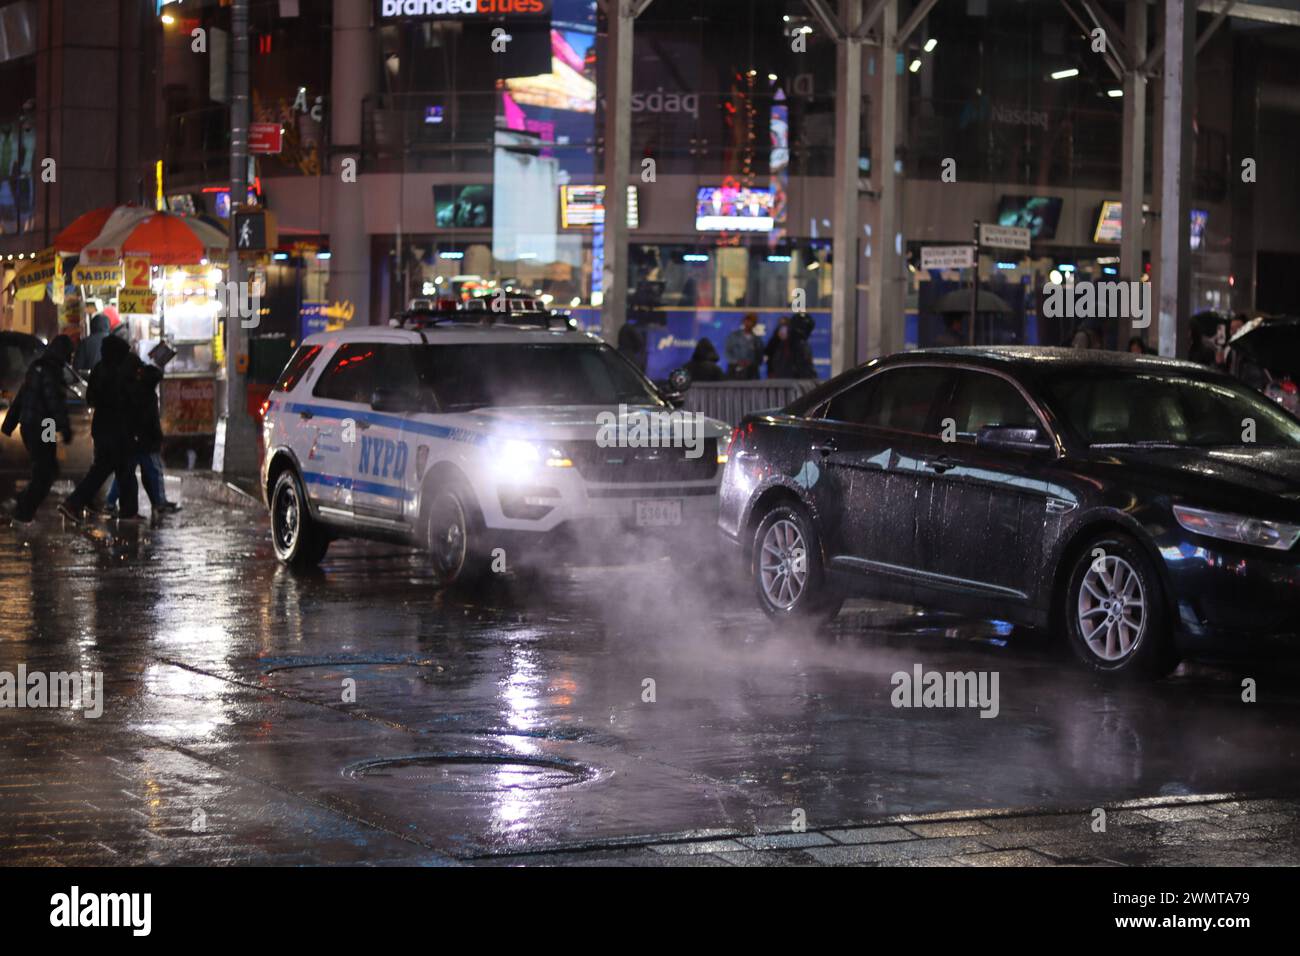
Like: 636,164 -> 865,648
560,185 -> 638,228
695,185 -> 775,233
377,0 -> 551,18
1093,200 -> 1124,244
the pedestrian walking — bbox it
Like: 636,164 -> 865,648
105,357 -> 180,514
0,335 -> 75,523
60,334 -> 139,521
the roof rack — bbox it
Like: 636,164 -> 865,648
391,297 -> 579,332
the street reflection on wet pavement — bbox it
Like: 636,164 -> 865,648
3,501 -> 1300,865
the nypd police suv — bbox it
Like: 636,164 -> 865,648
260,306 -> 730,584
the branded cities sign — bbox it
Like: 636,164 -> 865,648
377,0 -> 551,18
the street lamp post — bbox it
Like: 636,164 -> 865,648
221,0 -> 258,482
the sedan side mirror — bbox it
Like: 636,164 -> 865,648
975,424 -> 1053,453
370,387 -> 417,414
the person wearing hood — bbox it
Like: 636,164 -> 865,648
105,357 -> 181,514
684,337 -> 725,382
764,316 -> 816,379
60,334 -> 139,520
73,312 -> 112,372
1,335 -> 75,523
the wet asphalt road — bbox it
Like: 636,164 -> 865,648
3,495 -> 1300,865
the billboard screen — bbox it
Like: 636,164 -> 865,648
695,186 -> 775,233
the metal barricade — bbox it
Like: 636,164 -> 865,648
681,379 -> 819,425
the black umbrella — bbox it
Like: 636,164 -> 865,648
934,289 -> 1012,314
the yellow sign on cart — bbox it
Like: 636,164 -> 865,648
71,263 -> 125,287
14,248 -> 57,301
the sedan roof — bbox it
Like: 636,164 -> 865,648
893,345 -> 1212,375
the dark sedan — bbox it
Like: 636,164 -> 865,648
718,347 -> 1300,677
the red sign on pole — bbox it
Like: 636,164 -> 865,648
249,122 -> 283,155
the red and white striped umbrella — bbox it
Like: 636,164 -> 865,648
80,210 -> 228,266
51,204 -> 151,253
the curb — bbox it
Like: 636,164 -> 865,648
177,472 -> 262,511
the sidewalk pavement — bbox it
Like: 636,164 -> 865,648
469,793 -> 1300,866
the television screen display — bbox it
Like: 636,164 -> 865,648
1093,200 -> 1124,244
1190,208 -> 1209,251
433,185 -> 492,228
560,185 -> 639,228
1093,201 -> 1204,248
695,186 -> 775,232
996,195 -> 1063,239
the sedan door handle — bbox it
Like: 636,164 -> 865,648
298,410 -> 314,421
926,455 -> 958,474
811,440 -> 837,457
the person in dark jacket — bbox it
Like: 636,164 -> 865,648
764,316 -> 816,379
61,335 -> 139,520
73,312 -> 112,372
617,316 -> 648,373
684,337 -> 725,382
105,358 -> 180,513
1,335 -> 75,523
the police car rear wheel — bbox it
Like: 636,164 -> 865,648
271,470 -> 329,567
425,487 -> 488,586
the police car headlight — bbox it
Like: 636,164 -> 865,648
493,439 -> 572,476
496,439 -> 541,474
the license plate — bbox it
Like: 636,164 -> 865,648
635,499 -> 682,527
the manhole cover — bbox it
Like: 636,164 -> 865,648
344,753 -> 594,792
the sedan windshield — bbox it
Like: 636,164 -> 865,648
421,342 -> 665,410
1045,371 -> 1300,448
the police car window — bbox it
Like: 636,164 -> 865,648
313,343 -> 379,403
377,344 -> 422,402
421,344 -> 661,409
275,345 -> 322,392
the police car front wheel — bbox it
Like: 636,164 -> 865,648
424,486 -> 489,586
271,470 -> 329,568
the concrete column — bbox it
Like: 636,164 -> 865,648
599,1 -> 634,346
1156,0 -> 1194,359
326,0 -> 374,324
868,0 -> 902,359
831,0 -> 863,374
1119,0 -> 1148,344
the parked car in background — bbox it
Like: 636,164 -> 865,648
719,347 -> 1300,678
0,331 -> 93,499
